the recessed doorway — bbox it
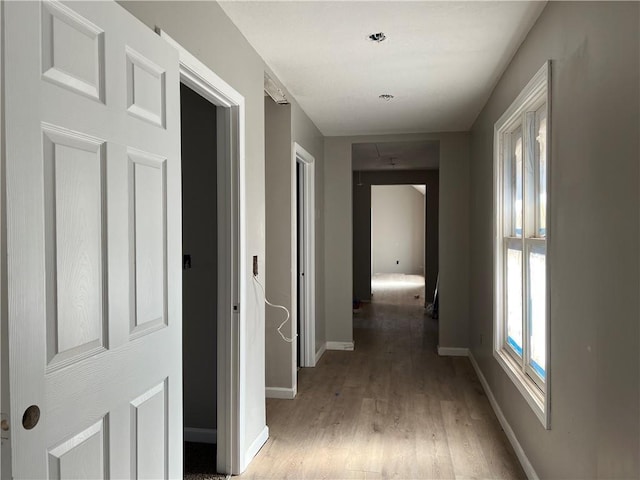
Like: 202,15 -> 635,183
295,143 -> 316,368
161,30 -> 247,475
180,83 -> 219,477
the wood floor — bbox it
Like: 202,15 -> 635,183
241,274 -> 526,479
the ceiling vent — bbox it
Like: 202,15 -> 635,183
264,73 -> 289,105
368,32 -> 386,43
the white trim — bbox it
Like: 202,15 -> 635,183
493,60 -> 551,430
294,143 -> 316,369
469,352 -> 540,480
0,0 -> 9,476
437,346 -> 469,357
494,62 -> 549,132
326,341 -> 354,351
242,425 -> 269,472
265,386 -> 297,399
159,30 -> 248,475
315,342 -> 327,364
494,348 -> 545,424
184,427 -> 217,444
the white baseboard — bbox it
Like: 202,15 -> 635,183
468,352 -> 539,480
184,427 -> 217,444
437,346 -> 470,357
326,341 -> 355,351
241,425 -> 269,473
265,386 -> 296,399
315,342 -> 327,364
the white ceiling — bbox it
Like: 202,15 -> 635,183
352,141 -> 439,171
219,1 -> 546,136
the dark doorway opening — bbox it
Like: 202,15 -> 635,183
180,83 -> 219,477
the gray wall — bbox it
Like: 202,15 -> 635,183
438,135 -> 470,349
371,185 -> 425,275
353,170 -> 439,302
264,93 -> 326,389
181,84 -> 217,431
325,132 -> 469,348
469,2 -> 639,477
264,97 -> 293,389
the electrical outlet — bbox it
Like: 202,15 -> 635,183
253,255 -> 258,276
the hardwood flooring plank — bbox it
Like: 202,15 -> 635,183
239,274 -> 526,480
346,397 -> 388,473
412,393 -> 456,479
441,399 -> 492,479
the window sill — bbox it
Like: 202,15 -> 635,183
494,348 -> 550,429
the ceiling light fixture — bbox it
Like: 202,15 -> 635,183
379,94 -> 394,101
368,32 -> 386,43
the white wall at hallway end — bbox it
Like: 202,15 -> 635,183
371,185 -> 425,275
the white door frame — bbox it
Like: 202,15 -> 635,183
158,31 -> 246,475
0,1 -> 9,476
293,143 -> 316,367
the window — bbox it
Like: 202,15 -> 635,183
494,62 -> 550,428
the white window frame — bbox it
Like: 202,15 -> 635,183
494,61 -> 551,429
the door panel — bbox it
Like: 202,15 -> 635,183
130,381 -> 167,479
48,418 -> 107,480
129,149 -> 167,339
4,1 -> 182,477
41,0 -> 106,103
125,48 -> 166,128
43,125 -> 108,371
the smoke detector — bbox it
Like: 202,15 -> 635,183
379,94 -> 394,101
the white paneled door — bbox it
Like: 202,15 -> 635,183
4,1 -> 182,478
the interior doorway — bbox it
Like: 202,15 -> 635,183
180,83 -> 219,476
294,143 -> 316,368
296,160 -> 304,369
370,185 -> 426,295
350,141 -> 440,308
160,31 -> 248,475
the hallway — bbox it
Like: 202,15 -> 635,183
242,274 -> 525,479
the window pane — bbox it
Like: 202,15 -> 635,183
513,129 -> 523,237
506,246 -> 523,356
528,246 -> 546,379
536,106 -> 547,238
